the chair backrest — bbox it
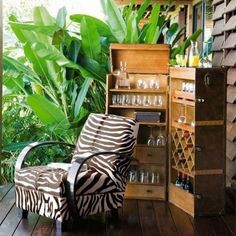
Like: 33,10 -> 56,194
72,113 -> 138,162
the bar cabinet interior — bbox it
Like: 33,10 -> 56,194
169,67 -> 226,216
106,43 -> 170,200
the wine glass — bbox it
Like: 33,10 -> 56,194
147,126 -> 155,146
150,80 -> 160,90
177,105 -> 186,123
156,127 -> 166,146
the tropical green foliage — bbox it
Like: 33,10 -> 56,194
3,6 -> 108,145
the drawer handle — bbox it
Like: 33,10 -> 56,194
146,189 -> 153,193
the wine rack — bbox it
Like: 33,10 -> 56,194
171,128 -> 195,177
169,67 -> 226,217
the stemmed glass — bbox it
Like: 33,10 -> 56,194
147,126 -> 155,146
156,127 -> 166,146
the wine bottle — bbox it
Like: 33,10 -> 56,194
181,174 -> 187,189
182,132 -> 190,139
183,176 -> 192,193
176,147 -> 183,153
175,172 -> 182,187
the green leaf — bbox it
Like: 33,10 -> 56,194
3,73 -> 25,93
32,42 -> 70,67
171,25 -> 186,47
8,22 -> 60,36
70,14 -> 116,42
3,55 -> 40,83
126,11 -> 139,43
79,56 -> 107,84
33,6 -> 55,26
56,7 -> 67,28
80,17 -> 101,60
27,94 -> 70,134
137,0 -> 151,24
166,23 -> 178,44
145,3 -> 160,43
74,78 -> 92,117
101,0 -> 127,43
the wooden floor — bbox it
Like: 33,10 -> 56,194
0,184 -> 235,236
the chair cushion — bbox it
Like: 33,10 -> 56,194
15,166 -> 123,197
15,166 -> 68,197
72,113 -> 138,162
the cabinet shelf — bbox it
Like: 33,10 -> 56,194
172,97 -> 195,106
172,165 -> 194,178
109,88 -> 167,94
128,182 -> 164,187
109,105 -> 167,110
138,122 -> 166,126
172,121 -> 195,133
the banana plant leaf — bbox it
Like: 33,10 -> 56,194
27,94 -> 70,134
56,7 -> 67,28
70,14 -> 116,42
101,0 -> 127,43
126,11 -> 139,43
80,16 -> 101,61
136,0 -> 151,24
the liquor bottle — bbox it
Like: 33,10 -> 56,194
119,61 -> 130,89
183,176 -> 192,193
181,174 -> 187,189
175,172 -> 182,187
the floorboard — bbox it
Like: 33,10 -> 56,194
123,200 -> 142,236
221,214 -> 236,236
169,203 -> 196,236
138,200 -> 160,236
153,201 -> 178,236
0,185 -> 235,236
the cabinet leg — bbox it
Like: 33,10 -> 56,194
20,209 -> 28,219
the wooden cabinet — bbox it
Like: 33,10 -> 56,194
106,43 -> 170,200
169,67 -> 226,216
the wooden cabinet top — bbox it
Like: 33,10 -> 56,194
110,43 -> 170,74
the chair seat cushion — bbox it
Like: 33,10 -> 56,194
15,166 -> 122,197
15,166 -> 68,197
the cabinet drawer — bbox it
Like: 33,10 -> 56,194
135,146 -> 166,164
125,184 -> 165,200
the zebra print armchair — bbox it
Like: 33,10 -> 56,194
14,113 -> 138,230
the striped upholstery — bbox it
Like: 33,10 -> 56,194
15,113 -> 138,222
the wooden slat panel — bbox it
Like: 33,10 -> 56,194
224,15 -> 236,31
227,85 -> 236,103
226,121 -> 236,141
223,50 -> 236,67
212,35 -> 224,51
0,184 -> 13,201
227,68 -> 236,85
212,19 -> 224,35
227,103 -> 236,122
212,0 -> 224,5
212,52 -> 223,66
224,0 -> 236,13
226,158 -> 236,179
213,2 -> 225,20
226,140 -> 236,161
222,33 -> 236,49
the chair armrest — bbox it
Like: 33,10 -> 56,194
15,141 -> 75,171
66,151 -> 131,216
